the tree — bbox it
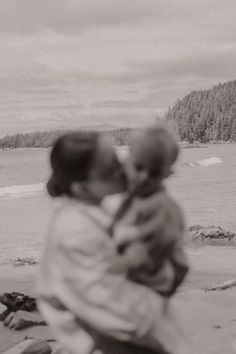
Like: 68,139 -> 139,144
164,80 -> 236,142
230,118 -> 236,142
214,114 -> 222,141
0,128 -> 136,149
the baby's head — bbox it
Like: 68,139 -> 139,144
126,125 -> 179,196
47,131 -> 126,203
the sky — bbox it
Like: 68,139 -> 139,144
0,0 -> 236,136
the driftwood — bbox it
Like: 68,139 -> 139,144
205,280 -> 236,292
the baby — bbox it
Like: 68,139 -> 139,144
106,126 -> 189,297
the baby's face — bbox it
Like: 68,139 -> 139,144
126,137 -> 163,196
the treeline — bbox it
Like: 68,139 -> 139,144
2,80 -> 236,148
0,128 -> 134,149
164,80 -> 236,143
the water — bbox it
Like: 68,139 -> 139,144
0,148 -> 50,187
167,144 -> 236,232
0,144 -> 235,263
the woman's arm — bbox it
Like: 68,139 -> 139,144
38,205 -> 181,352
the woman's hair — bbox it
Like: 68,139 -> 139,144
47,132 -> 99,197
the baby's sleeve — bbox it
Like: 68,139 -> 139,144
114,224 -> 142,246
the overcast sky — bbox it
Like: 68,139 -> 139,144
0,0 -> 236,136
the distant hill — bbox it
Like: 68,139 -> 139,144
164,80 -> 236,143
72,124 -> 119,131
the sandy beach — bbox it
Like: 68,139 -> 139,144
0,146 -> 235,352
177,246 -> 236,353
0,245 -> 236,353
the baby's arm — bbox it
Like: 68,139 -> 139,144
114,224 -> 142,246
111,201 -> 167,271
168,243 -> 189,295
135,195 -> 185,255
120,196 -> 188,295
137,209 -> 170,247
109,241 -> 151,273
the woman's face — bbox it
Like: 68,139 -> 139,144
85,136 -> 127,203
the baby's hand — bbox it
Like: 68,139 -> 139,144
108,255 -> 129,274
114,225 -> 140,245
122,243 -> 150,270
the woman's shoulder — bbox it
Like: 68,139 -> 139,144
50,197 -> 111,247
53,197 -> 87,226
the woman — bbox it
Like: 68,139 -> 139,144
37,132 -> 185,354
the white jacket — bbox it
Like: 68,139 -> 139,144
37,197 -> 186,354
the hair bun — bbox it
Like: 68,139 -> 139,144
47,174 -> 61,197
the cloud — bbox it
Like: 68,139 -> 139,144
0,0 -> 160,34
125,45 -> 236,83
0,0 -> 236,135
1,0 -> 235,35
92,93 -> 166,110
0,103 -> 84,113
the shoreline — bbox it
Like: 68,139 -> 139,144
0,141 -> 236,151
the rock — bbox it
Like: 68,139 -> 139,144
187,225 -> 236,246
0,302 -> 7,312
4,312 -> 16,327
0,292 -> 37,312
4,310 -> 46,330
0,302 -> 10,321
0,308 -> 11,321
212,325 -> 221,329
3,339 -> 51,354
13,258 -> 37,267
